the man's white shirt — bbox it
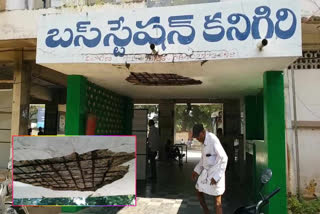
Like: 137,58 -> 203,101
194,131 -> 228,196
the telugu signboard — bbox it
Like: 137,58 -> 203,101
36,0 -> 301,64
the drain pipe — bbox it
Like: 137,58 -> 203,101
291,67 -> 301,197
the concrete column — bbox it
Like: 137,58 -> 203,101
223,100 -> 241,172
158,102 -> 175,161
239,98 -> 246,183
264,71 -> 287,214
283,69 -> 298,196
9,50 -> 31,169
0,0 -> 5,11
44,103 -> 58,135
223,100 -> 241,137
11,51 -> 30,136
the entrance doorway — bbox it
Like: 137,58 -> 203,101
28,104 -> 45,135
174,103 -> 223,149
134,104 -> 159,128
132,101 -> 249,214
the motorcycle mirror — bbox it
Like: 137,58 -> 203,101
261,168 -> 272,184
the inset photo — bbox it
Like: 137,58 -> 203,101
12,136 -> 136,206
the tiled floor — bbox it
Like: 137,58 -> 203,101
68,150 -> 250,214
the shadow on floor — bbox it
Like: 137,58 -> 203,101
72,150 -> 251,214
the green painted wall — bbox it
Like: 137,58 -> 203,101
254,139 -> 268,200
65,76 -> 133,136
123,97 -> 134,135
245,96 -> 264,140
245,95 -> 264,202
256,95 -> 264,140
64,76 -> 133,213
86,81 -> 133,135
263,71 -> 287,214
245,96 -> 256,140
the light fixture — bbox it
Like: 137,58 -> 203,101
150,44 -> 158,55
125,62 -> 130,70
186,103 -> 193,117
257,39 -> 268,51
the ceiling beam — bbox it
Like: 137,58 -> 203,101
24,50 -> 36,61
31,64 -> 67,87
133,98 -> 238,104
0,39 -> 36,49
0,49 -> 36,62
302,33 -> 320,45
30,85 -> 52,102
0,84 -> 13,89
0,80 -> 14,84
292,121 -> 320,129
0,50 -> 15,62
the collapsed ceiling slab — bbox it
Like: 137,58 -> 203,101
13,149 -> 135,191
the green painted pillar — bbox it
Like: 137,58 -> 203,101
245,96 -> 257,140
63,75 -> 87,213
123,97 -> 134,135
65,75 -> 88,135
263,71 -> 287,214
256,95 -> 264,140
245,95 -> 264,140
245,95 -> 264,201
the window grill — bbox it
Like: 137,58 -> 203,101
288,50 -> 320,70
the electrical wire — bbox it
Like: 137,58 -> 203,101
296,95 -> 320,119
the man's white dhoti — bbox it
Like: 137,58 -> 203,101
194,132 -> 228,196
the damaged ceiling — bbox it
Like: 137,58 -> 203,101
13,149 -> 135,191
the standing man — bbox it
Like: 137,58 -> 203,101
147,120 -> 160,179
38,127 -> 44,135
191,124 -> 228,214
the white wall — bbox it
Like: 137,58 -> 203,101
297,129 -> 320,196
0,2 -> 145,41
1,0 -> 319,12
0,89 -> 12,169
300,0 -> 320,17
285,68 -> 320,197
294,70 -> 320,121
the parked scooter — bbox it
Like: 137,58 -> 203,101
0,176 -> 28,214
233,168 -> 281,214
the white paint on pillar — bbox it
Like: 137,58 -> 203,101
9,51 -> 31,170
0,90 -> 12,169
159,102 -> 175,161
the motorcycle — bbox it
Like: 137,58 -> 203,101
0,175 -> 29,214
234,168 -> 281,214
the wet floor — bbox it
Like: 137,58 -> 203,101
67,150 -> 250,214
